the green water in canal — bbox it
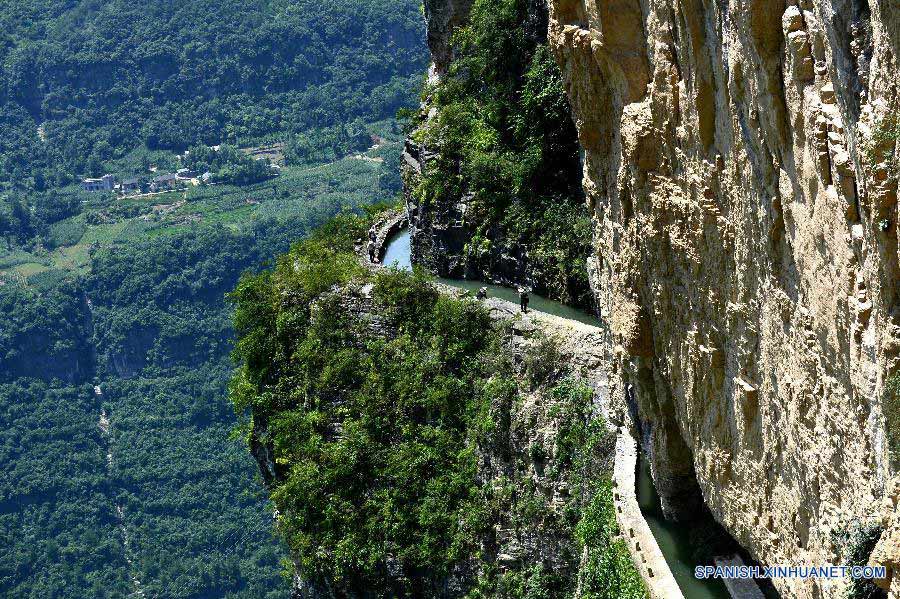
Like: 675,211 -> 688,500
637,458 -> 732,599
383,228 -> 736,599
381,229 -> 601,327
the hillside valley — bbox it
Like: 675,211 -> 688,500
0,1 -> 427,597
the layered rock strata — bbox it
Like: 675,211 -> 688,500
547,0 -> 900,596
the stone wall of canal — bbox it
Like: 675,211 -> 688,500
615,425 -> 686,599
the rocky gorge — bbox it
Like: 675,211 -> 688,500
403,0 -> 593,308
232,0 -> 900,596
403,0 -> 900,597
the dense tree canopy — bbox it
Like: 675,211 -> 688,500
229,214 -> 645,597
0,0 -> 426,189
0,207 -> 357,598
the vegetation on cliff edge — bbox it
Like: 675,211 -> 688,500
0,158 -> 399,598
229,214 -> 643,597
410,0 -> 592,307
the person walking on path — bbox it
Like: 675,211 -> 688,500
368,228 -> 378,263
519,286 -> 530,314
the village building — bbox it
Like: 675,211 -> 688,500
120,178 -> 141,194
150,173 -> 180,192
81,174 -> 116,193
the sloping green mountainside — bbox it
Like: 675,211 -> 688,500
0,0 -> 611,596
0,0 -> 423,184
0,1 -> 427,597
0,201 -> 400,598
0,0 -> 425,271
230,213 -> 644,598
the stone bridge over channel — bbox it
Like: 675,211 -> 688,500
365,209 -> 408,265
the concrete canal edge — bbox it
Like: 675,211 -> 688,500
713,555 -> 766,599
613,425 -> 686,599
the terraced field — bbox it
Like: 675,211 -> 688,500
0,135 -> 400,290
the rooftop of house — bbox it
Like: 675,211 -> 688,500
83,174 -> 115,183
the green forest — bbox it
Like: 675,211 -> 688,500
0,197 -> 401,598
0,0 -> 426,597
0,0 -> 628,596
0,0 -> 424,187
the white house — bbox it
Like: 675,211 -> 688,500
82,174 -> 116,193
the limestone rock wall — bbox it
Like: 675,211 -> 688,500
402,155 -> 533,291
547,0 -> 900,597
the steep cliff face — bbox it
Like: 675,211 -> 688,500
547,0 -> 900,596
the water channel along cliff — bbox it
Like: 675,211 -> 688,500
404,0 -> 900,597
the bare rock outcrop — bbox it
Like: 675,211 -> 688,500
547,0 -> 900,596
423,0 -> 475,78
